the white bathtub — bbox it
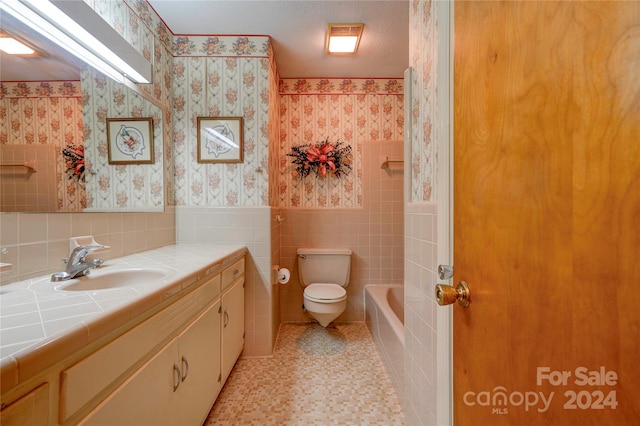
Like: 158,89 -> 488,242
365,284 -> 404,406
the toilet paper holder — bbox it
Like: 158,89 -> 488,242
273,265 -> 290,284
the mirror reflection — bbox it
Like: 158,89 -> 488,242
0,6 -> 164,213
81,67 -> 165,212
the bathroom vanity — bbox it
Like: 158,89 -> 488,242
0,244 -> 246,425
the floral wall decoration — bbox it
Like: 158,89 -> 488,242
0,81 -> 86,211
287,138 -> 352,179
278,78 -> 404,208
62,144 -> 85,182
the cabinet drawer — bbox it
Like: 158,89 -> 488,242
221,258 -> 244,291
59,274 -> 220,423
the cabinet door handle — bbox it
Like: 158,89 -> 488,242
181,356 -> 189,382
224,310 -> 230,327
172,363 -> 181,392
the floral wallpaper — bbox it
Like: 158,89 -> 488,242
26,0 -> 412,211
83,0 -> 174,209
91,0 -> 175,108
82,68 -> 164,209
278,78 -> 404,208
409,0 -> 438,202
0,81 -> 86,211
172,36 -> 272,207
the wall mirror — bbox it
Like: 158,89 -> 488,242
0,3 -> 167,213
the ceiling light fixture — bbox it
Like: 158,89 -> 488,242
0,0 -> 151,83
0,31 -> 36,55
326,23 -> 364,55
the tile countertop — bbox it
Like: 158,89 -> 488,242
0,243 -> 247,394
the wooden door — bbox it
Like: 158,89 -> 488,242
453,1 -> 639,424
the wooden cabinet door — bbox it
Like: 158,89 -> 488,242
453,1 -> 640,424
79,338 -> 179,426
80,301 -> 222,426
221,278 -> 244,383
177,300 -> 221,425
0,384 -> 48,426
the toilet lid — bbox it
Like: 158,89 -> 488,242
304,283 -> 346,302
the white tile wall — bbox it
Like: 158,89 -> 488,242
176,206 -> 276,357
404,202 -> 439,424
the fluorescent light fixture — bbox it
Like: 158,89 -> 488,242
0,0 -> 151,83
326,23 -> 364,55
0,34 -> 35,55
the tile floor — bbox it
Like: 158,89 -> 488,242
205,322 -> 406,425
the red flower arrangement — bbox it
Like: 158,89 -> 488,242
287,138 -> 352,178
62,144 -> 85,182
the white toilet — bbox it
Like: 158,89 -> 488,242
297,248 -> 352,327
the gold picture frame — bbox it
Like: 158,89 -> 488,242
197,117 -> 244,163
106,118 -> 154,164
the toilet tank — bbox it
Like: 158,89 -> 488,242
297,248 -> 352,287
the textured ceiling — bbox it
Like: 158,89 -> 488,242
0,0 -> 409,81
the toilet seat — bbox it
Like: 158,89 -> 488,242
304,283 -> 346,303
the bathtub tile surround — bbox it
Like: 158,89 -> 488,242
365,284 -> 405,407
206,323 -> 405,425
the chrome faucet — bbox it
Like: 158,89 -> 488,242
51,245 -> 104,282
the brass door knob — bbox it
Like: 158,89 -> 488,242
435,281 -> 470,307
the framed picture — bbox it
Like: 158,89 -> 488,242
197,117 -> 244,163
106,118 -> 154,164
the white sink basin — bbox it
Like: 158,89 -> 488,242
57,268 -> 173,291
